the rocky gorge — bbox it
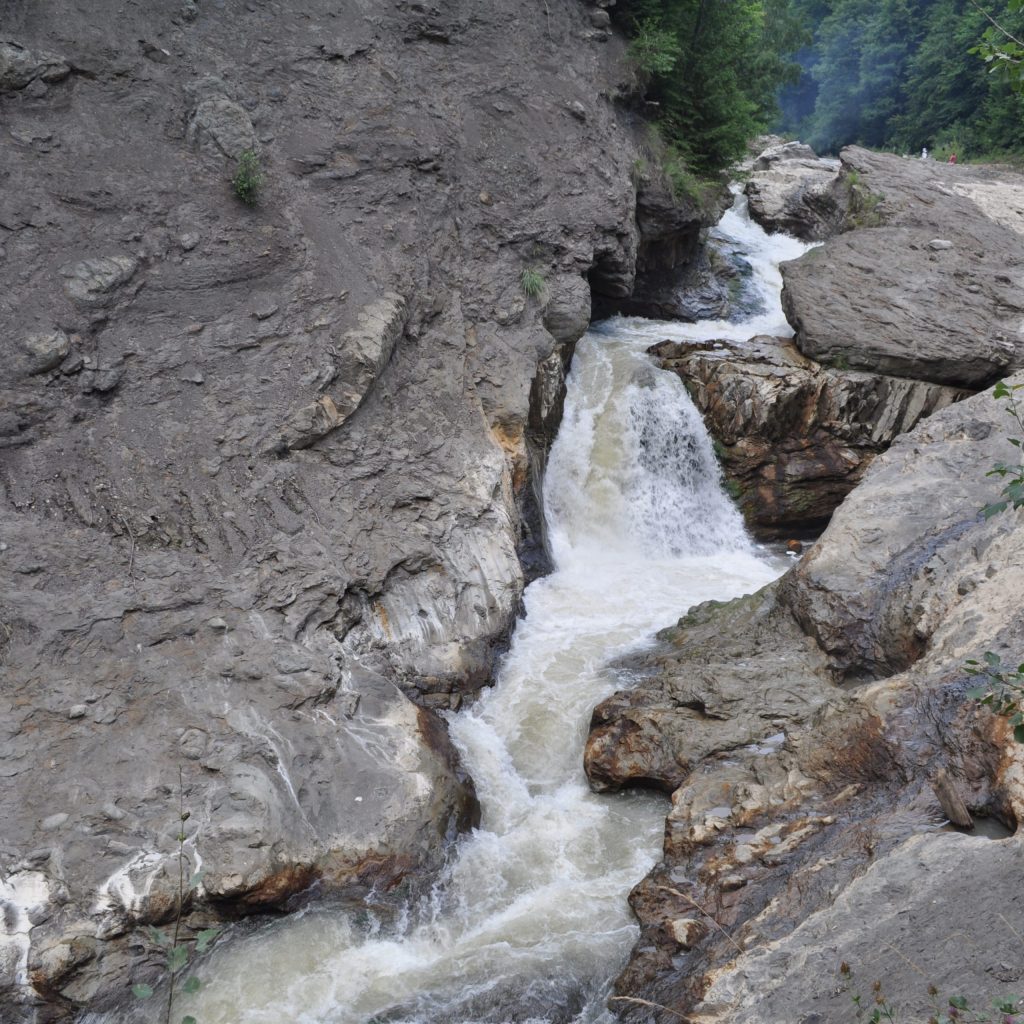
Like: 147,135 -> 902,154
3,5 -> 1024,1024
588,146 -> 1024,1020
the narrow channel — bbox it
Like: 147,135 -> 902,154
179,193 -> 812,1024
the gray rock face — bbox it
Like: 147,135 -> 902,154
652,335 -> 967,534
591,377 -> 1024,1023
0,0 -> 659,1016
781,147 -> 1024,387
594,181 -> 730,320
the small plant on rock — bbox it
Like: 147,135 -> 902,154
520,267 -> 545,299
231,149 -> 263,206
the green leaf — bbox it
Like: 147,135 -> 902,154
182,976 -> 201,994
182,1017 -> 198,1024
188,868 -> 204,889
994,380 -> 1010,399
982,501 -> 1008,518
1013,724 -> 1024,744
948,995 -> 969,1010
132,983 -> 154,999
966,686 -> 988,699
195,926 -> 221,952
148,926 -> 170,947
985,651 -> 1002,667
169,944 -> 189,971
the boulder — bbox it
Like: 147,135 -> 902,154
59,256 -> 139,307
779,147 -> 1024,388
0,40 -> 69,91
17,329 -> 71,375
743,141 -> 846,241
185,79 -> 258,159
782,227 -> 1024,387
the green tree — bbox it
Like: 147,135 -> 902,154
623,0 -> 806,174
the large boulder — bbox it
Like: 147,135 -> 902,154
782,227 -> 1024,387
781,147 -> 1024,388
743,141 -> 847,241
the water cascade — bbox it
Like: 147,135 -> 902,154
150,193 -> 812,1024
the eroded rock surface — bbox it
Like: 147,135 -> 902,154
652,335 -> 967,534
592,377 -> 1024,1022
0,0 -> 671,1017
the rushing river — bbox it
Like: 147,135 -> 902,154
161,193 -> 811,1024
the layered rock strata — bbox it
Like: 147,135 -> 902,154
652,336 -> 968,534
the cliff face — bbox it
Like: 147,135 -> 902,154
0,2 -> 701,1017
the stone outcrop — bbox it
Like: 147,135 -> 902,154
781,147 -> 1024,388
588,376 -> 1024,1023
0,40 -> 69,92
743,142 -> 847,241
592,180 -> 732,321
0,0 -> 694,1017
651,335 -> 968,534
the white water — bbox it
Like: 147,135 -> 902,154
159,194 -> 810,1024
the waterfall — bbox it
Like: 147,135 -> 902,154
138,192 -> 812,1024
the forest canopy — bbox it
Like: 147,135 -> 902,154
779,0 -> 1024,158
624,0 -> 1024,174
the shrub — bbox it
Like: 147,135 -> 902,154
232,149 -> 263,206
627,17 -> 681,77
520,267 -> 545,299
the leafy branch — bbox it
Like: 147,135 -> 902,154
981,379 -> 1024,518
966,653 -> 1024,743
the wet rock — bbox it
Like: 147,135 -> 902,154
585,583 -> 842,793
652,334 -> 968,534
598,182 -> 730,320
542,274 -> 591,345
